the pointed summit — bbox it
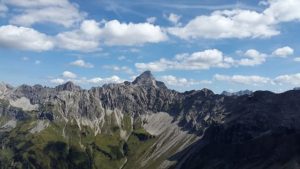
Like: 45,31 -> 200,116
133,71 -> 167,89
56,81 -> 81,91
133,71 -> 155,85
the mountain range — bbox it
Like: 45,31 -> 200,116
1,71 -> 300,169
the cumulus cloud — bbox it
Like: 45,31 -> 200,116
80,20 -> 102,36
168,9 -> 278,39
165,13 -> 181,25
70,59 -> 94,68
238,49 -> 267,66
55,19 -> 167,51
136,48 -> 279,72
274,73 -> 300,86
214,74 -> 271,85
264,0 -> 300,23
55,31 -> 99,52
0,25 -> 54,51
6,0 -> 85,27
103,65 -> 134,74
50,71 -> 125,86
100,20 -> 168,46
214,72 -> 300,87
160,75 -> 211,87
272,46 -> 294,58
168,0 -> 300,40
55,20 -> 101,52
136,49 -> 233,72
146,17 -> 157,24
87,76 -> 124,84
50,78 -> 65,85
62,71 -> 77,79
294,57 -> 300,62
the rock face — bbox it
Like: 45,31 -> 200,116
175,90 -> 300,169
0,71 -> 300,169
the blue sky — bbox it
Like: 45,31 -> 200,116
0,0 -> 300,93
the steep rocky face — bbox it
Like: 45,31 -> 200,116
0,71 -> 192,169
56,81 -> 81,92
1,71 -> 300,169
173,91 -> 300,169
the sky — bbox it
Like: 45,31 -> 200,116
0,0 -> 300,93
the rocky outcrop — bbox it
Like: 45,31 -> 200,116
1,71 -> 300,169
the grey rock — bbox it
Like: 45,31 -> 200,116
1,71 -> 300,169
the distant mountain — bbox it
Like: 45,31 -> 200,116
221,89 -> 253,96
294,87 -> 300,90
1,71 -> 300,169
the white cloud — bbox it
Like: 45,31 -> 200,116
146,17 -> 156,24
272,46 -> 294,58
55,31 -> 99,52
0,25 -> 54,51
103,65 -> 133,74
214,74 -> 271,85
87,76 -> 124,84
6,0 -> 86,27
160,75 -> 211,87
259,1 -> 269,6
168,9 -> 278,39
55,20 -> 101,52
136,48 -> 273,72
50,78 -> 65,85
238,49 -> 267,66
70,59 -> 94,68
80,20 -> 102,36
62,71 -> 77,79
264,0 -> 300,22
136,49 -> 233,72
294,57 -> 300,62
214,72 -> 300,87
55,19 -> 167,51
165,13 -> 181,25
168,0 -> 300,40
274,73 -> 300,86
50,74 -> 125,86
101,20 -> 168,46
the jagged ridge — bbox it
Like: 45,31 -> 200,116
1,71 -> 300,169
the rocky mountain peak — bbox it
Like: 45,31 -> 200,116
133,71 -> 155,84
200,88 -> 214,96
0,82 -> 13,97
56,81 -> 81,91
0,82 -> 13,90
133,71 -> 167,89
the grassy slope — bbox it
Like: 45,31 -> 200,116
0,112 -> 161,169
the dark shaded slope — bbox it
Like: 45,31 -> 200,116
173,90 -> 300,169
